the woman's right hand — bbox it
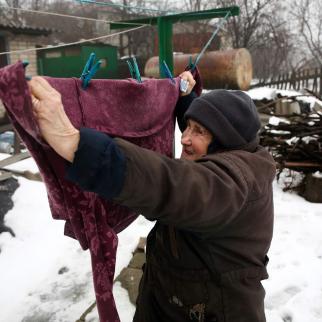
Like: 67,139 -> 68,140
28,76 -> 80,162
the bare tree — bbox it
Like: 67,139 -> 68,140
3,0 -> 27,20
291,0 -> 322,68
4,0 -> 25,6
204,0 -> 292,79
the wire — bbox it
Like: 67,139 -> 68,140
0,5 -> 151,26
0,25 -> 147,56
191,11 -> 231,70
75,0 -> 175,14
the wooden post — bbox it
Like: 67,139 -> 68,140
290,71 -> 296,91
296,70 -> 300,91
320,67 -> 322,97
277,75 -> 281,89
305,69 -> 309,88
13,130 -> 21,155
286,72 -> 290,90
313,68 -> 318,94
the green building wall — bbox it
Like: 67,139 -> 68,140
37,44 -> 118,79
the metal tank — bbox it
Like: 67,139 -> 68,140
144,48 -> 253,91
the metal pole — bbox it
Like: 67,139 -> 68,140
158,17 -> 173,78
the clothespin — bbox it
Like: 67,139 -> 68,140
127,57 -> 142,83
132,57 -> 142,83
126,59 -> 136,79
162,60 -> 189,92
22,60 -> 32,80
80,52 -> 101,89
161,60 -> 175,84
188,56 -> 193,69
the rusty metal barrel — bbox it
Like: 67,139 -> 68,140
144,48 -> 253,90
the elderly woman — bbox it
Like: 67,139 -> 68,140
29,73 -> 275,322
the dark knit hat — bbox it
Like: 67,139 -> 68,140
184,89 -> 261,149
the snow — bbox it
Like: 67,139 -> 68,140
248,86 -> 322,110
0,129 -> 322,322
203,86 -> 322,112
248,87 -> 279,101
269,116 -> 290,126
247,87 -> 305,101
313,171 -> 322,179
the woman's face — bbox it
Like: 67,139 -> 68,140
180,119 -> 213,161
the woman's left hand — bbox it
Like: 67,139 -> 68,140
28,76 -> 79,162
179,71 -> 196,97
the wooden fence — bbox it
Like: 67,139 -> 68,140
252,67 -> 322,98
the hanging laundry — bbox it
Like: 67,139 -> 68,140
0,61 -> 180,322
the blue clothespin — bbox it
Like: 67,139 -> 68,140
80,53 -> 101,89
188,56 -> 193,69
162,60 -> 188,92
161,60 -> 175,84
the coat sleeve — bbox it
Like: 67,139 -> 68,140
113,138 -> 250,233
65,127 -> 126,199
174,91 -> 198,132
66,129 -> 250,233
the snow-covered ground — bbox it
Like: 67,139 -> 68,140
0,124 -> 321,322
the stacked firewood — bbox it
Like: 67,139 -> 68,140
260,110 -> 322,173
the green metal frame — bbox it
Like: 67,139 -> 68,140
110,6 -> 240,77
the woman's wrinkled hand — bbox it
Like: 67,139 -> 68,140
28,76 -> 79,162
179,71 -> 196,97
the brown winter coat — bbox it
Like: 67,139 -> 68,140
114,137 -> 276,322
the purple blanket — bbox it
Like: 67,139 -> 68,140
0,62 -> 180,322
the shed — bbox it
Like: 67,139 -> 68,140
0,18 -> 52,76
37,44 -> 118,79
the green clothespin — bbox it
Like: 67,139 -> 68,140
126,57 -> 142,83
132,57 -> 142,83
126,59 -> 136,79
22,60 -> 32,80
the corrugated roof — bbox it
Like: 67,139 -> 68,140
0,8 -> 54,36
0,20 -> 52,35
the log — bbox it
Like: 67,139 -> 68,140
279,161 -> 322,169
144,48 -> 253,90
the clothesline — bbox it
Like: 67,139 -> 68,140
0,5 -> 151,25
75,0 -> 175,14
0,25 -> 148,56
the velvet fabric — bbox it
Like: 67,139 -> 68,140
0,62 -> 180,322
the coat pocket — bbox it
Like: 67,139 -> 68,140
153,267 -> 210,321
220,267 -> 267,322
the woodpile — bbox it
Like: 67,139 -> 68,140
257,92 -> 322,202
261,112 -> 322,172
